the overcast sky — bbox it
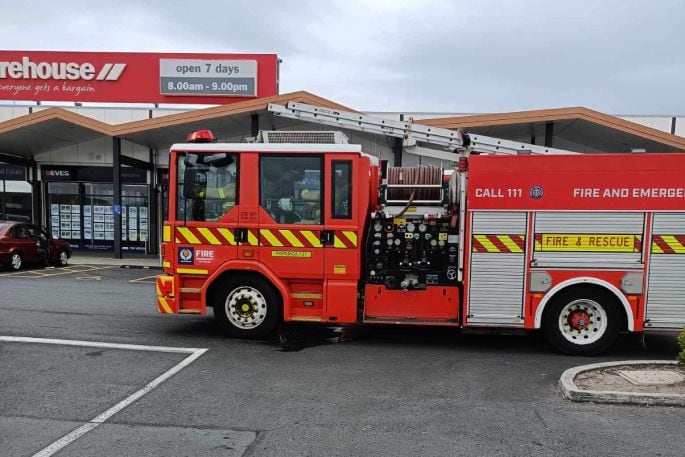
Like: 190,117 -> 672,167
1,0 -> 683,114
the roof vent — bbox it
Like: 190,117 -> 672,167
256,130 -> 349,144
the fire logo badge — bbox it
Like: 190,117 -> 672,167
178,247 -> 194,264
529,185 -> 544,200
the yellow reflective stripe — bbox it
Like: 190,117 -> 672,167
534,239 -> 542,250
333,235 -> 346,248
218,187 -> 225,199
247,230 -> 259,246
300,230 -> 322,247
279,230 -> 304,248
197,227 -> 221,245
177,227 -> 201,244
175,237 -> 181,243
342,231 -> 358,247
291,292 -> 323,299
474,235 -> 498,252
177,268 -> 209,275
158,297 -> 173,314
162,261 -> 171,268
499,236 -> 523,253
217,228 -> 236,245
260,229 -> 283,247
163,225 -> 171,242
662,235 -> 685,253
651,242 -> 663,254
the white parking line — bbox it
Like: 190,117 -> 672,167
0,336 -> 208,457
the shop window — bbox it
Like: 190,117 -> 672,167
177,152 -> 238,222
331,161 -> 352,219
260,156 -> 322,225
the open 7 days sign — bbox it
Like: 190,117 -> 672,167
0,51 -> 278,104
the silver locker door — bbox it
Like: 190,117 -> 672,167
467,212 -> 527,326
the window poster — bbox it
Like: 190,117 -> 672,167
128,231 -> 138,241
139,207 -> 148,218
71,222 -> 80,230
51,216 -> 59,227
94,232 -> 105,240
51,204 -> 59,215
52,228 -> 60,239
121,231 -> 127,241
60,231 -> 70,239
105,206 -> 113,215
105,232 -> 114,240
105,223 -> 114,231
94,206 -> 104,214
129,206 -> 137,218
94,223 -> 105,231
105,214 -> 114,223
60,221 -> 71,230
70,231 -> 80,239
94,214 -> 104,223
129,219 -> 137,230
60,204 -> 71,214
84,205 -> 92,217
71,205 -> 80,214
84,228 -> 92,239
84,217 -> 92,227
139,231 -> 148,242
139,219 -> 148,230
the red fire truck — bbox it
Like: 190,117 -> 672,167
156,104 -> 685,355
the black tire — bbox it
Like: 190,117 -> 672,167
9,252 -> 22,271
55,250 -> 69,267
212,275 -> 281,339
543,286 -> 620,356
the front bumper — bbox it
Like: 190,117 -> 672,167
156,274 -> 178,314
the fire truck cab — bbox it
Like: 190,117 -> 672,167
158,122 -> 685,355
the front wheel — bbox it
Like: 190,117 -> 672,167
213,276 -> 281,339
9,252 -> 22,271
543,287 -> 620,355
55,250 -> 69,267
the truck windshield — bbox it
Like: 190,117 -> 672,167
176,152 -> 238,222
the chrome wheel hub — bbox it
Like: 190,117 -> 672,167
59,251 -> 68,265
10,254 -> 21,270
225,286 -> 267,329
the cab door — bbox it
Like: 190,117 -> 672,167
322,155 -> 361,323
257,153 -> 325,321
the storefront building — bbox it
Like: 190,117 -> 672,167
1,50 -> 685,257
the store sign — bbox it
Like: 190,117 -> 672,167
0,163 -> 26,181
41,165 -> 147,183
0,51 -> 278,104
160,59 -> 257,97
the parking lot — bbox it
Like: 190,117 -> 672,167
1,265 -> 684,456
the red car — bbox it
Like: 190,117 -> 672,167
0,221 -> 72,271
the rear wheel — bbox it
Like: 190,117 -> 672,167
543,287 -> 620,355
213,276 -> 281,339
9,252 -> 22,271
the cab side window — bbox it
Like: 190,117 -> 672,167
332,161 -> 352,219
260,156 -> 322,225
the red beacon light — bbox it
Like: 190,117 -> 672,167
186,130 -> 216,143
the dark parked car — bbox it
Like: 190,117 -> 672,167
0,221 -> 72,271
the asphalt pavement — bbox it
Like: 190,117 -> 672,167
0,265 -> 683,456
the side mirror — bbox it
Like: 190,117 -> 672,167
183,169 -> 199,199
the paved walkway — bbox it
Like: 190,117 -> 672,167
69,252 -> 161,268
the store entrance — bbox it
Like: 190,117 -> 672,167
47,182 -> 150,252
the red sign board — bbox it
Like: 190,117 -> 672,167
0,50 -> 278,104
468,153 -> 685,211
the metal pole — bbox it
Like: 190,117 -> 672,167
113,137 -> 122,259
544,122 -> 554,148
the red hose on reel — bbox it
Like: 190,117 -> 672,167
386,165 -> 442,216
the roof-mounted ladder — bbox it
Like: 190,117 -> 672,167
268,102 -> 576,160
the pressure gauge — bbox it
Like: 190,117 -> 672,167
438,240 -> 446,247
394,238 -> 402,246
418,223 -> 427,233
387,239 -> 394,246
430,239 -> 438,247
374,222 -> 383,232
406,223 -> 416,233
